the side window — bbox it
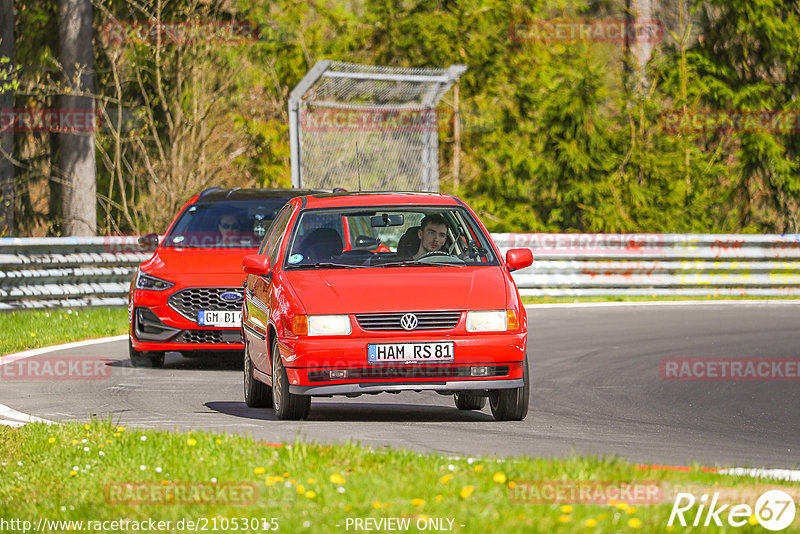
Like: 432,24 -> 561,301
258,205 -> 291,256
266,207 -> 293,265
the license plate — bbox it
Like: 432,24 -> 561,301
198,310 -> 242,327
368,342 -> 454,364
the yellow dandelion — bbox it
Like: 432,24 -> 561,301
628,518 -> 641,528
83,424 -> 90,430
307,477 -> 316,484
584,518 -> 597,527
72,439 -> 78,445
69,470 -> 78,477
492,472 -> 506,483
48,437 -> 56,444
186,438 -> 197,446
558,515 -> 571,523
473,465 -> 483,472
15,488 -> 21,492
283,471 -> 290,477
459,485 -> 474,499
344,505 -> 352,512
371,500 -> 382,509
215,439 -> 222,444
330,473 -> 346,484
254,467 -> 266,475
411,498 -> 425,507
296,484 -> 305,494
439,474 -> 453,484
305,490 -> 316,499
105,439 -> 112,444
508,481 -> 517,489
30,332 -> 35,337
435,495 -> 443,502
561,505 -> 573,513
627,506 -> 637,515
616,502 -> 629,511
116,427 -> 125,432
748,515 -> 758,525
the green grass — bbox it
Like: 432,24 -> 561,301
522,295 -> 800,305
1,421 -> 795,533
0,307 -> 128,356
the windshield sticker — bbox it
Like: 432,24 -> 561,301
288,254 -> 304,264
172,236 -> 185,244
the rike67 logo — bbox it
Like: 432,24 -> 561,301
669,490 -> 796,531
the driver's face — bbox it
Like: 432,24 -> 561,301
418,223 -> 447,253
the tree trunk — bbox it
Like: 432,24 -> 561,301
625,0 -> 654,94
0,0 -> 14,236
57,0 -> 96,236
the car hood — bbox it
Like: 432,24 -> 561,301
140,247 -> 252,285
285,266 -> 508,314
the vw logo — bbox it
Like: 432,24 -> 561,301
219,291 -> 243,303
400,313 -> 418,331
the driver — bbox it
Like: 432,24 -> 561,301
414,214 -> 448,259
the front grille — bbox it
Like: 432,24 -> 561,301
308,365 -> 509,382
168,287 -> 243,322
173,329 -> 243,344
355,311 -> 462,331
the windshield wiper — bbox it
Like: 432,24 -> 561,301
376,260 -> 464,268
287,262 -> 366,269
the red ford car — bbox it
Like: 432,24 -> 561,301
128,187 -> 319,367
241,192 -> 533,420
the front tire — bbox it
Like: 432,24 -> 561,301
454,392 -> 486,410
244,338 -> 272,407
129,339 -> 165,368
271,338 -> 310,420
489,357 -> 529,421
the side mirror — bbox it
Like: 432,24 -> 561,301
506,248 -> 533,271
243,254 -> 271,275
137,233 -> 159,249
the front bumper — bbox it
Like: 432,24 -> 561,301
278,330 -> 527,395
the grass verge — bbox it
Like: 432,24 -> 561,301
1,421 -> 796,533
0,307 -> 128,356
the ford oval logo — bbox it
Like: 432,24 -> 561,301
219,291 -> 243,303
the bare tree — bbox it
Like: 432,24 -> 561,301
57,0 -> 96,236
0,0 -> 14,235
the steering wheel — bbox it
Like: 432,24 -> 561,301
416,250 -> 453,260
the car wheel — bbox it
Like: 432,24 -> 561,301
128,339 -> 165,368
244,338 -> 272,407
489,357 -> 529,421
271,338 -> 310,420
454,393 -> 486,410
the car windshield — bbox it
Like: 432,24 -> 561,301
164,198 -> 290,249
284,206 -> 498,268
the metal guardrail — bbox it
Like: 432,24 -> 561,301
493,233 -> 800,297
2,234 -> 800,310
0,237 -> 153,310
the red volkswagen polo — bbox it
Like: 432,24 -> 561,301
241,192 -> 533,420
128,187 -> 319,367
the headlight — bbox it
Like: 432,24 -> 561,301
135,271 -> 174,291
466,310 -> 508,332
307,315 -> 352,336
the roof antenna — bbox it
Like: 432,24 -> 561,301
356,141 -> 362,192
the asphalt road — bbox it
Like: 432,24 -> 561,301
2,302 -> 798,468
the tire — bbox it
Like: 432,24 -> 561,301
454,392 -> 486,410
489,357 -> 529,421
271,338 -> 310,420
129,339 -> 165,368
244,338 -> 272,407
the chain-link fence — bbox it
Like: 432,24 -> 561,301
289,61 -> 466,192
